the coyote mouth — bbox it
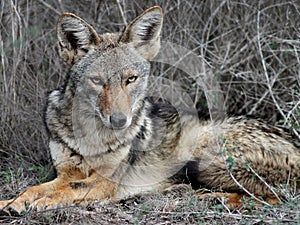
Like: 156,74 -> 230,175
110,124 -> 128,130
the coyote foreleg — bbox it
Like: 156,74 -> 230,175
0,171 -> 117,214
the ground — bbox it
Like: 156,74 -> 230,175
0,181 -> 299,224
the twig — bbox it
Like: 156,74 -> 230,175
256,7 -> 300,140
115,0 -> 127,26
36,0 -> 61,15
219,139 -> 271,206
247,165 -> 281,202
227,170 -> 270,206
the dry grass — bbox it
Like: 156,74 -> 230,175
1,185 -> 300,224
0,0 -> 299,224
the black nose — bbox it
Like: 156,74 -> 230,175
110,113 -> 127,129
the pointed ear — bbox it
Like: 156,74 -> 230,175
56,13 -> 100,65
120,6 -> 163,61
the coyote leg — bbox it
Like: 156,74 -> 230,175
197,192 -> 280,209
30,172 -> 117,211
0,170 -> 117,214
196,192 -> 243,208
0,177 -> 70,214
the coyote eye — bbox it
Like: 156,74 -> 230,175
126,75 -> 138,85
90,77 -> 103,85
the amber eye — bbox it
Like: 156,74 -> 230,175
90,77 -> 103,85
126,75 -> 138,85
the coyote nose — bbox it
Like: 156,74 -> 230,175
110,113 -> 127,129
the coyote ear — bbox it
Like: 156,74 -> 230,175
120,6 -> 163,61
56,13 -> 100,65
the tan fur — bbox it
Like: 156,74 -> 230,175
0,6 -> 299,215
99,83 -> 132,120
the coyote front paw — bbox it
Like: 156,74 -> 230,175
29,192 -> 75,211
0,192 -> 72,215
0,199 -> 28,216
0,189 -> 41,215
0,184 -> 55,215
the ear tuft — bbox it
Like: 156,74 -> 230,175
120,6 -> 163,60
57,13 -> 100,64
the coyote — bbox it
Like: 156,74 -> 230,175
1,6 -> 299,214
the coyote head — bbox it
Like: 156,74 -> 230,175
56,6 -> 163,130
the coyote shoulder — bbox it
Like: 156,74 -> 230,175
0,6 -> 299,214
